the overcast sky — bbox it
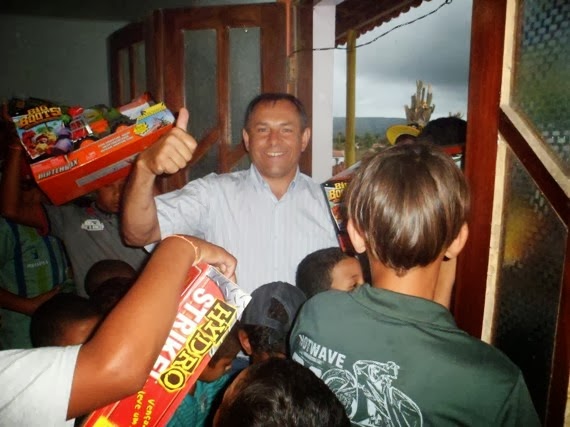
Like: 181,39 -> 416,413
333,0 -> 473,118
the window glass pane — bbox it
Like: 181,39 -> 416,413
512,1 -> 570,173
183,29 -> 218,143
133,41 -> 146,98
187,146 -> 219,182
119,48 -> 130,105
183,29 -> 218,180
492,148 -> 567,422
229,27 -> 260,148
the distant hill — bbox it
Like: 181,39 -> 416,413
333,117 -> 405,137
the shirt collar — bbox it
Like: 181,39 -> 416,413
249,165 -> 301,194
351,284 -> 458,330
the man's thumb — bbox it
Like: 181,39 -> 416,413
175,107 -> 189,131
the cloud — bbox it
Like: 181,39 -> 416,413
333,0 -> 473,118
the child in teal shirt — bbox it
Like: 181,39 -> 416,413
167,324 -> 241,427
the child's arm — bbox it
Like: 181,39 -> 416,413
0,287 -> 61,316
0,138 -> 47,230
67,235 -> 236,419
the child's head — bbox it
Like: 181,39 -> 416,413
296,247 -> 364,298
95,177 -> 127,213
30,293 -> 102,347
84,259 -> 137,296
239,282 -> 306,363
198,323 -> 242,383
90,276 -> 135,314
346,142 -> 470,276
214,358 -> 350,427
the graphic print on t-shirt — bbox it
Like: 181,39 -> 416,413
292,334 -> 423,427
81,219 -> 105,231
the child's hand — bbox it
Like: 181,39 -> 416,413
197,238 -> 237,279
25,286 -> 61,315
164,234 -> 237,279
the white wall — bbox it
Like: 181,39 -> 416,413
0,15 -> 127,107
312,4 -> 337,183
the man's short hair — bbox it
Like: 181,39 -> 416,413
30,293 -> 100,347
215,358 -> 350,427
345,142 -> 470,276
240,282 -> 306,356
296,247 -> 348,298
243,93 -> 308,129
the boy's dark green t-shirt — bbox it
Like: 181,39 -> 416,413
290,285 -> 540,426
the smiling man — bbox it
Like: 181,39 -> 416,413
122,93 -> 338,293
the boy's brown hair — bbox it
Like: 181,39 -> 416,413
345,142 -> 470,276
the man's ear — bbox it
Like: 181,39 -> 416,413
238,329 -> 253,356
301,128 -> 311,152
242,129 -> 250,152
444,223 -> 469,260
347,219 -> 366,254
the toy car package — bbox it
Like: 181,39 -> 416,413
10,99 -> 175,205
81,262 -> 251,427
321,162 -> 360,255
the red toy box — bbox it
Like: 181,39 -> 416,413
14,102 -> 174,205
81,262 -> 251,427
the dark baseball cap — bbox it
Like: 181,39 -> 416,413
241,281 -> 307,344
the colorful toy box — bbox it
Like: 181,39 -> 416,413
321,163 -> 360,255
81,262 -> 251,427
11,102 -> 174,205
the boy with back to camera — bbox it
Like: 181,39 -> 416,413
290,142 -> 540,426
296,247 -> 364,298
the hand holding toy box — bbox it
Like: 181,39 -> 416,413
81,262 -> 251,427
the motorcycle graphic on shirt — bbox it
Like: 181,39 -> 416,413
293,348 -> 423,427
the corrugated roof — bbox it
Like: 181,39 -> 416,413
335,0 -> 431,45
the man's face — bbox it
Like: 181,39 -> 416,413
242,100 -> 310,186
330,257 -> 364,292
95,178 -> 126,214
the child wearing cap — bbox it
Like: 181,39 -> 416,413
290,142 -> 539,426
238,281 -> 306,364
296,247 -> 364,298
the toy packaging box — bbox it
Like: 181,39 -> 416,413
81,262 -> 251,427
321,163 -> 360,255
11,100 -> 174,205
